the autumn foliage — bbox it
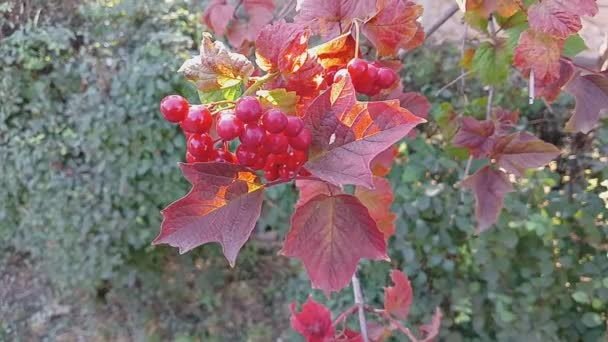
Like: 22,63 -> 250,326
153,0 -> 605,340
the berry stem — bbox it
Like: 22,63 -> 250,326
264,175 -> 325,188
211,104 -> 235,115
208,99 -> 235,109
353,19 -> 361,59
243,71 -> 280,96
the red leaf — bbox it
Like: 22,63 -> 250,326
303,73 -> 425,188
528,0 -> 582,39
418,307 -> 443,342
362,0 -> 424,57
460,165 -> 514,233
153,163 -> 264,266
312,33 -> 357,71
535,58 -> 575,102
564,71 -> 608,134
371,145 -> 398,177
513,29 -> 564,85
493,108 -> 520,133
355,177 -> 396,239
255,20 -> 310,74
492,132 -> 561,177
294,0 -> 375,39
384,270 -> 413,319
553,0 -> 598,16
296,179 -> 342,207
452,117 -> 496,158
466,0 -> 522,18
203,0 -> 235,37
281,193 -> 388,295
399,92 -> 431,120
290,297 -> 334,342
284,53 -> 326,99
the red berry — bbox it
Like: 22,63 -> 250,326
265,133 -> 289,154
284,116 -> 304,137
278,164 -> 296,180
160,95 -> 189,123
236,145 -> 257,166
289,129 -> 312,150
239,124 -> 266,148
298,168 -> 312,176
264,167 -> 279,181
251,155 -> 267,170
365,63 -> 379,81
347,58 -> 368,79
235,96 -> 263,123
216,112 -> 244,141
377,68 -> 397,88
262,109 -> 288,133
215,149 -> 236,163
186,152 -> 198,163
180,105 -> 212,134
368,85 -> 382,96
187,133 -> 214,160
287,149 -> 308,169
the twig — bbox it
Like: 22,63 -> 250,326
434,71 -> 471,96
529,70 -> 535,104
243,72 -> 280,96
486,87 -> 494,120
352,272 -> 370,342
424,3 -> 459,40
332,305 -> 358,328
374,309 -> 419,342
459,23 -> 469,105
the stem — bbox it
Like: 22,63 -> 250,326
351,272 -> 370,342
374,309 -> 419,342
425,3 -> 459,40
434,71 -> 471,96
529,70 -> 535,104
332,305 -> 358,328
243,72 -> 280,96
265,175 -> 325,188
353,20 -> 361,59
486,87 -> 494,120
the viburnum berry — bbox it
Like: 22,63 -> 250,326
185,152 -> 198,163
284,116 -> 304,137
180,105 -> 212,134
287,149 -> 308,169
289,129 -> 312,151
347,58 -> 368,78
377,68 -> 398,88
278,164 -> 297,180
235,96 -> 263,123
264,167 -> 279,181
187,133 -> 214,160
235,145 -> 257,166
265,133 -> 289,154
160,95 -> 189,123
216,112 -> 244,141
262,109 -> 288,133
239,124 -> 266,148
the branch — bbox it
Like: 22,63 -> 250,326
424,3 -> 460,40
374,309 -> 420,342
351,272 -> 370,342
243,72 -> 280,96
332,305 -> 358,328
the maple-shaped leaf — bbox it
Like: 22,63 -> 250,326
461,165 -> 514,233
513,29 -> 564,84
535,58 -> 575,102
362,0 -> 424,57
564,71 -> 608,134
255,20 -> 310,74
418,307 -> 443,342
290,297 -> 334,342
371,145 -> 398,177
303,73 -> 425,188
312,33 -> 357,70
452,117 -> 496,158
554,0 -> 598,17
384,270 -> 413,320
281,193 -> 388,294
355,177 -> 396,239
223,0 -> 276,49
399,92 -> 431,120
492,132 -> 561,177
203,0 -> 235,37
528,0 -> 582,39
294,0 -> 375,39
153,163 -> 264,266
284,53 -> 326,99
295,179 -> 342,207
178,34 -> 254,92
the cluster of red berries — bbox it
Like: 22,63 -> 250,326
326,58 -> 398,96
159,95 -> 312,181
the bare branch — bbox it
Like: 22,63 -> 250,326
352,272 -> 370,342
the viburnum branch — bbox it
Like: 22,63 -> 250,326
529,70 -> 535,104
264,175 -> 325,188
243,71 -> 280,96
424,3 -> 459,40
486,87 -> 494,120
352,271 -> 370,342
434,71 -> 471,96
353,19 -> 362,59
211,104 -> 235,115
332,304 -> 358,328
373,309 -> 419,342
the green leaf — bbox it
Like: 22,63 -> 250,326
257,88 -> 300,114
572,291 -> 590,304
472,42 -> 512,86
563,34 -> 588,57
198,83 -> 243,104
581,312 -> 602,328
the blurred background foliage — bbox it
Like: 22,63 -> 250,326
1,0 -> 607,341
